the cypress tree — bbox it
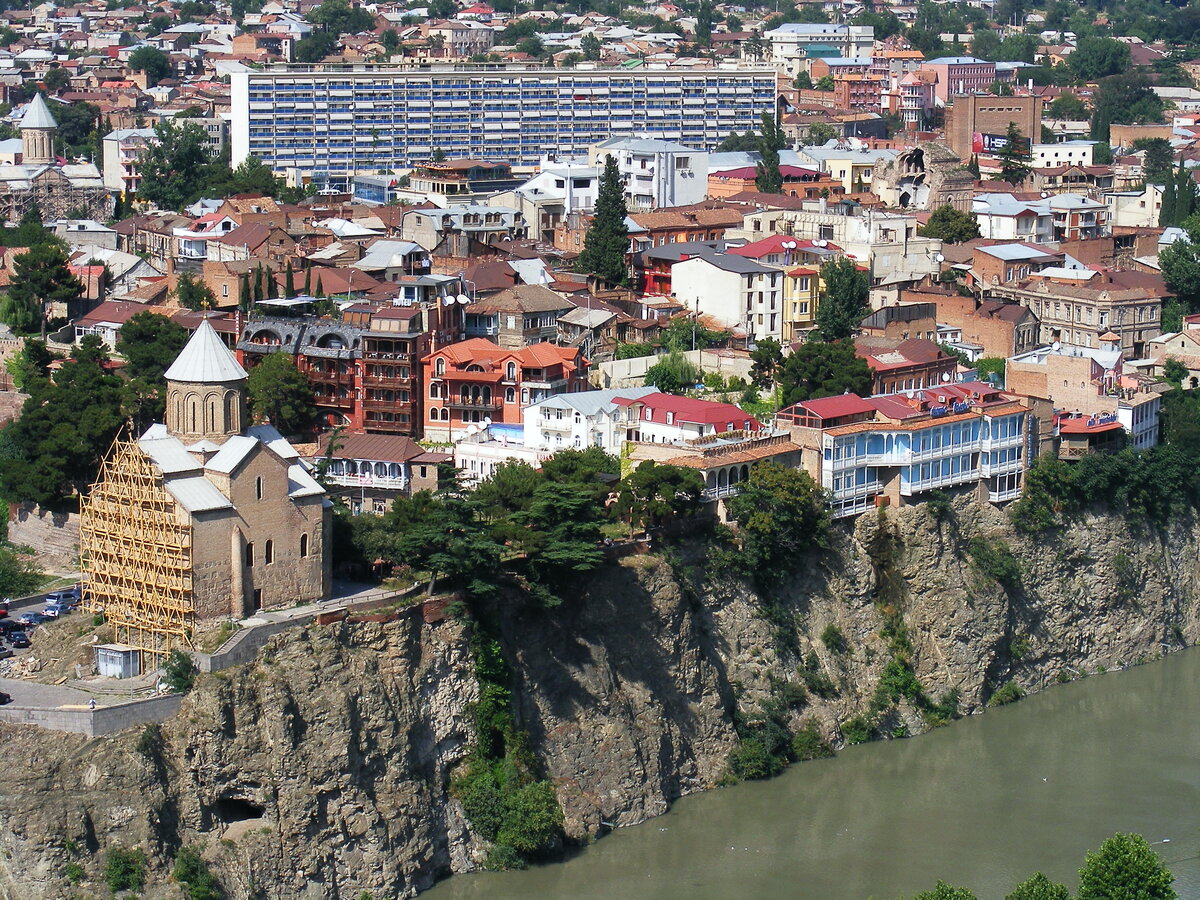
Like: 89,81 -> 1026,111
1176,165 -> 1197,222
239,272 -> 251,309
1160,172 -> 1177,227
303,265 -> 312,295
755,112 -> 785,194
575,153 -> 629,287
254,264 -> 265,302
314,274 -> 324,297
285,262 -> 295,298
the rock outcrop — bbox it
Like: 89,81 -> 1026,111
1,499 -> 1196,899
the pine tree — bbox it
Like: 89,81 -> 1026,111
575,154 -> 629,287
314,274 -> 325,297
993,123 -> 1031,186
285,262 -> 295,298
968,155 -> 981,179
1175,165 -> 1197,223
303,265 -> 312,295
755,112 -> 786,194
696,0 -> 712,46
238,272 -> 251,310
254,264 -> 265,302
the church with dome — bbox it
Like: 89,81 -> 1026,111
80,320 -> 331,673
0,93 -> 109,223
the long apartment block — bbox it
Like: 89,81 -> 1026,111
230,64 -> 778,178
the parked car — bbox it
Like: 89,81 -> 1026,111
16,613 -> 44,628
0,644 -> 11,660
0,691 -> 11,705
41,604 -> 65,619
8,632 -> 30,648
0,600 -> 8,618
45,588 -> 80,607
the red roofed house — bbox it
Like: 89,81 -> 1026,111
853,336 -> 958,395
613,392 -> 761,443
707,164 -> 843,200
422,338 -> 588,440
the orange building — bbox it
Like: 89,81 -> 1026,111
422,338 -> 589,441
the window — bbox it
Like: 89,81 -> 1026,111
245,542 -> 254,567
300,533 -> 309,558
264,540 -> 274,565
222,284 -> 229,297
435,357 -> 445,376
255,477 -> 263,500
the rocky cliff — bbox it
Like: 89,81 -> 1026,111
2,498 -> 1197,899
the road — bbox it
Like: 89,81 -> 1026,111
3,580 -> 82,618
0,677 -> 114,708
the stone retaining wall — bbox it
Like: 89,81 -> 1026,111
6,503 -> 79,569
0,694 -> 181,737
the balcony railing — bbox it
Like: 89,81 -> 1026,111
325,473 -> 408,490
702,484 -> 743,501
447,398 -> 503,411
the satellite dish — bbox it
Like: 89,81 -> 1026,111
442,295 -> 455,306
935,253 -> 945,263
465,424 -> 478,436
456,293 -> 471,304
482,416 -> 492,425
941,372 -> 951,382
814,239 -> 828,247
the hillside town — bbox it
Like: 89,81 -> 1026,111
3,0 -> 1200,894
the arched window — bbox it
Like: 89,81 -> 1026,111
435,357 -> 445,376
506,387 -> 515,403
264,539 -> 274,565
255,477 -> 263,500
245,542 -> 254,567
225,391 -> 237,430
190,401 -> 197,433
300,533 -> 309,558
506,362 -> 516,380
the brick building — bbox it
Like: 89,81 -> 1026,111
944,94 -> 1043,161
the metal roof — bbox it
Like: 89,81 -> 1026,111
20,93 -> 57,130
164,319 -> 248,384
205,435 -> 259,474
164,476 -> 233,513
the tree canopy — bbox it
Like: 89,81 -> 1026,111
778,339 -> 872,406
1004,873 -> 1071,900
616,461 -> 704,534
755,112 -> 787,194
815,257 -> 869,341
918,206 -> 981,243
725,462 -> 830,583
306,0 -> 375,33
246,352 -> 314,436
117,312 -> 188,425
127,46 -> 170,86
1090,72 -> 1165,142
993,123 -> 1031,186
173,272 -> 218,311
1070,36 -> 1131,81
2,241 -> 83,335
644,350 -> 701,394
576,154 -> 629,286
1077,833 -> 1176,900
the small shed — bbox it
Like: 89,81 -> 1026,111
95,644 -> 139,679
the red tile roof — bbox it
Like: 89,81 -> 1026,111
614,392 -> 761,428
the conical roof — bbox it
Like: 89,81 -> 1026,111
164,319 -> 248,384
20,94 -> 57,130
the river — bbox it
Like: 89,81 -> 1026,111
426,648 -> 1200,900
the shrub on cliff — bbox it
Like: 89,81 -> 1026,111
725,462 -> 830,585
104,847 -> 146,892
967,537 -> 1021,589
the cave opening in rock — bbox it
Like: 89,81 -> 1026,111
215,797 -> 265,824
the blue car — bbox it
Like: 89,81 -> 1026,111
16,613 -> 45,627
41,604 -> 66,619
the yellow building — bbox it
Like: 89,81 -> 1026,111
782,265 -> 823,343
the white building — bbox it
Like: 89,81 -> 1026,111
588,137 -> 708,210
489,160 -> 600,242
671,251 -> 783,341
762,24 -> 875,78
1103,183 -> 1165,229
1030,140 -> 1096,169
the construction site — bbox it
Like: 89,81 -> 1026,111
79,435 -> 195,675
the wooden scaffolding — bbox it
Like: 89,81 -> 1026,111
80,436 -> 194,675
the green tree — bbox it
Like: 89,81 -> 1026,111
42,67 -> 69,93
716,131 -> 760,152
284,262 -> 296,298
1077,833 -> 1177,900
163,648 -> 198,692
918,205 -> 981,243
576,154 -> 629,286
306,0 -> 375,33
4,241 -> 84,335
388,491 -> 503,597
615,342 -> 656,359
1005,872 -> 1071,900
1159,218 -> 1200,312
539,445 -> 619,499
725,461 -> 830,580
815,74 -> 834,91
246,352 -> 314,436
1048,93 -> 1087,120
135,120 -> 218,211
778,339 -> 872,406
128,46 -> 170,86
172,846 -> 224,900
616,461 -> 704,534
118,311 -> 188,424
0,336 -> 127,505
695,0 -> 712,46
104,848 -> 146,892
580,31 -> 601,60
1070,36 -> 1131,81
1135,138 -> 1174,184
295,30 -> 338,61
794,71 -> 813,90
804,121 -> 838,146
1093,142 -> 1113,164
173,271 -> 217,311
661,316 -> 728,351
913,883 -> 978,900
993,122 -> 1031,185
1090,72 -> 1164,142
749,337 -> 783,387
644,350 -> 701,393
3,338 -> 54,391
815,257 -> 869,341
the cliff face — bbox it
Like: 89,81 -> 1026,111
2,500 -> 1197,899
